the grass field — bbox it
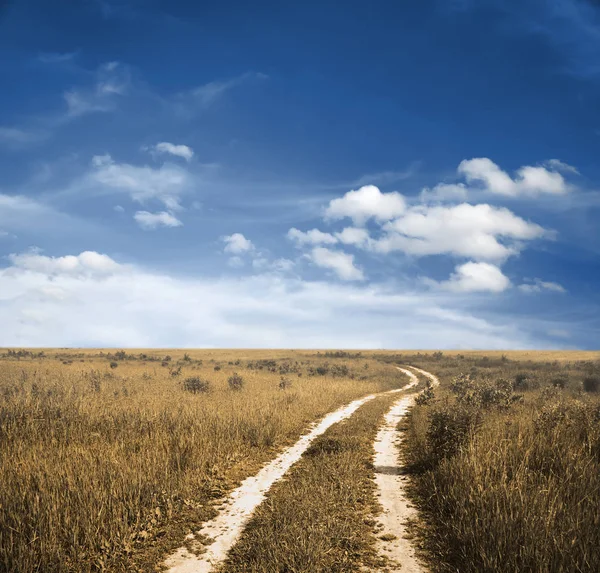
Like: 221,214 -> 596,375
1,349 -> 598,573
399,352 -> 600,573
0,349 -> 402,572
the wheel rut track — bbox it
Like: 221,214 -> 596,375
372,366 -> 439,572
164,365 -> 437,573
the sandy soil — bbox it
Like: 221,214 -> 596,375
164,374 -> 417,573
372,366 -> 438,572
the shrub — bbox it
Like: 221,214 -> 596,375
182,377 -> 210,394
228,372 -> 244,391
552,375 -> 569,389
451,373 -> 516,409
109,361 -> 118,369
583,376 -> 600,393
514,372 -> 529,390
415,382 -> 435,406
183,353 -> 191,362
427,406 -> 480,461
214,365 -> 221,371
330,364 -> 349,377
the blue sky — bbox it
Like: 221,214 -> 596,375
0,0 -> 598,348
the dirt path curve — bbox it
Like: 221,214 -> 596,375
372,366 -> 439,572
164,372 -> 417,573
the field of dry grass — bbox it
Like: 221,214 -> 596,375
2,348 -> 599,573
400,352 -> 600,573
0,349 -> 401,572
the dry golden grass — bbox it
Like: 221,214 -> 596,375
0,349 -> 399,573
220,393 -> 408,573
402,355 -> 600,573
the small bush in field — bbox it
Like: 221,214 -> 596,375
514,372 -> 529,390
182,377 -> 210,394
552,375 -> 569,389
330,364 -> 349,377
451,373 -> 516,409
415,381 -> 435,405
228,372 -> 244,391
214,365 -> 221,371
279,377 -> 292,390
583,376 -> 600,393
427,406 -> 480,461
109,361 -> 118,369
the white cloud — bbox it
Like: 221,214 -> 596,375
151,142 -> 194,162
458,157 -> 572,196
420,183 -> 468,203
544,159 -> 579,175
134,211 -> 183,230
89,154 -> 190,210
334,227 -> 372,248
287,227 -> 338,246
0,249 -> 552,349
8,250 -> 123,277
309,247 -> 365,281
373,203 -> 547,261
223,233 -> 254,254
251,257 -> 295,273
435,262 -> 511,293
324,185 -> 406,225
518,279 -> 567,293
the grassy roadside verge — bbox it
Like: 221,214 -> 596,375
219,391 -> 418,573
401,359 -> 600,573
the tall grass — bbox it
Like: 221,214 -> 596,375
403,359 -> 600,573
0,351 -> 400,572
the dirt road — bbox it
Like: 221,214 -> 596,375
372,366 -> 439,572
164,371 -> 418,573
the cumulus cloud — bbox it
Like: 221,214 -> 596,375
519,279 -> 567,293
458,157 -> 572,196
435,262 -> 511,293
223,233 -> 254,254
0,249 -> 551,348
134,211 -> 183,230
324,185 -> 406,225
309,247 -> 365,281
90,154 -> 190,210
8,250 -> 123,277
151,142 -> 194,162
373,203 -> 547,261
287,227 -> 338,246
334,227 -> 372,248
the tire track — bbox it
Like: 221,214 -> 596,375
372,366 -> 439,572
164,370 -> 417,573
